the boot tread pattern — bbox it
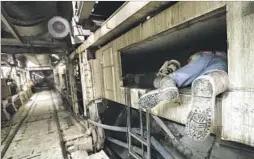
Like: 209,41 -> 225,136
138,87 -> 178,108
186,78 -> 213,141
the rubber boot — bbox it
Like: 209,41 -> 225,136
138,75 -> 179,108
186,70 -> 229,141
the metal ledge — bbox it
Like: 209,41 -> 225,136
71,1 -> 173,56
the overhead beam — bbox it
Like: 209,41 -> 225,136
27,66 -> 52,71
76,1 -> 95,23
1,46 -> 66,54
1,38 -> 67,48
75,1 -> 174,53
1,7 -> 23,44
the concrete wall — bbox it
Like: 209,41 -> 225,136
78,2 -> 254,146
221,2 -> 254,146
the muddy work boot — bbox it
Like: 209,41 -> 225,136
186,70 -> 229,141
138,76 -> 179,108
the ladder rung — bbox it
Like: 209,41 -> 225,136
129,132 -> 148,146
129,150 -> 143,159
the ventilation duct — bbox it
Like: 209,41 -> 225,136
48,16 -> 71,39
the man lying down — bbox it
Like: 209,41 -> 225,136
138,51 -> 229,141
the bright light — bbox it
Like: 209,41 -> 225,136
26,60 -> 38,67
52,54 -> 60,60
1,66 -> 11,78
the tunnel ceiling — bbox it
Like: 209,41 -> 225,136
1,1 -> 126,68
3,2 -> 57,26
1,1 -> 74,67
1,2 -> 73,63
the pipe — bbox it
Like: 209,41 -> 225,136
107,136 -> 146,157
107,136 -> 174,159
88,119 -> 127,132
87,119 -> 142,134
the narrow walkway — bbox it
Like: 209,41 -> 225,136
2,90 -> 92,159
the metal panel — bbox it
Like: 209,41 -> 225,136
75,1 -> 95,22
91,59 -> 104,99
227,2 -> 254,89
102,47 -> 116,100
79,52 -> 88,117
1,7 -> 22,43
222,91 -> 254,147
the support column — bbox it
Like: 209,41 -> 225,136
227,2 -> 254,90
68,60 -> 79,115
221,2 -> 254,146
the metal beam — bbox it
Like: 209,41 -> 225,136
75,1 -> 173,53
76,1 -> 95,23
1,38 -> 67,48
1,46 -> 66,54
68,50 -> 77,60
1,7 -> 23,44
1,38 -> 21,45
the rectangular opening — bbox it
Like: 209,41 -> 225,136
120,8 -> 227,89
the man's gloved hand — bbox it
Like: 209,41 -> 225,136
156,60 -> 181,77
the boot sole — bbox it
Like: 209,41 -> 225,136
186,78 -> 214,141
138,87 -> 178,108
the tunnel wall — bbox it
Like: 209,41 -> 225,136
78,2 -> 254,146
221,2 -> 254,146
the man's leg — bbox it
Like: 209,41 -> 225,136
172,55 -> 215,87
138,75 -> 179,108
186,55 -> 228,140
138,55 -> 213,108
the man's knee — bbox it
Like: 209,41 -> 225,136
192,70 -> 229,95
